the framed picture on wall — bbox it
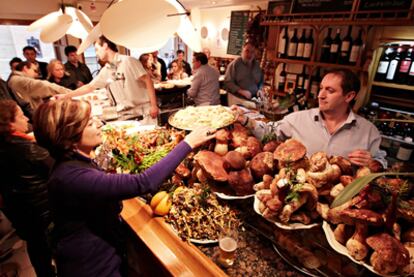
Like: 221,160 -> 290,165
267,0 -> 292,15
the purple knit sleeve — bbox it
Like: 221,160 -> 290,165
52,141 -> 192,200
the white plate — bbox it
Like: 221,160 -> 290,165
169,224 -> 218,244
322,221 -> 399,277
214,191 -> 254,200
253,190 -> 319,230
103,121 -> 156,135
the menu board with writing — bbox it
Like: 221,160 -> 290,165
359,0 -> 412,11
291,0 -> 354,13
227,11 -> 250,56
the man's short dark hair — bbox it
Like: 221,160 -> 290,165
23,46 -> 36,53
97,36 -> 118,52
193,52 -> 208,65
9,57 -> 22,67
15,61 -> 32,72
176,49 -> 185,55
325,68 -> 361,95
243,41 -> 256,48
64,45 -> 78,56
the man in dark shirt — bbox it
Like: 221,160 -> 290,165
152,50 -> 167,81
169,49 -> 192,76
23,46 -> 48,80
64,45 -> 93,87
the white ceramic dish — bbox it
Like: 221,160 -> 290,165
322,221 -> 399,277
169,224 -> 218,244
214,191 -> 254,200
254,190 -> 319,230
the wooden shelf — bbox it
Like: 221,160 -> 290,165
269,58 -> 362,70
372,81 -> 414,91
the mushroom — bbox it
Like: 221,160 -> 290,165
194,150 -> 228,182
346,223 -> 369,261
366,233 -> 410,275
329,155 -> 353,175
274,138 -> 306,163
175,162 -> 190,179
230,123 -> 249,148
309,152 -> 329,172
339,175 -> 354,187
338,208 -> 384,227
263,140 -> 281,152
250,152 -> 274,179
307,163 -> 341,188
402,227 -> 414,243
334,224 -> 351,245
402,242 -> 414,275
279,193 -> 308,223
253,174 -> 273,191
245,136 -> 262,159
356,166 -> 371,178
214,129 -> 230,156
330,183 -> 345,198
228,168 -> 255,195
290,212 -> 311,224
223,151 -> 246,171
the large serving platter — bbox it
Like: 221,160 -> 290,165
254,190 -> 319,230
168,105 -> 236,131
102,121 -> 156,135
322,221 -> 400,277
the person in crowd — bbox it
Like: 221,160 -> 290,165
202,48 -> 217,69
0,77 -> 33,120
61,36 -> 159,124
224,42 -> 263,100
64,45 -> 93,87
168,61 -> 188,80
0,99 -> 55,277
48,59 -> 78,90
9,57 -> 22,72
23,46 -> 48,80
8,61 -> 72,110
233,68 -> 386,167
32,98 -> 215,277
152,50 -> 167,81
187,52 -> 220,106
169,49 -> 192,76
139,53 -> 161,83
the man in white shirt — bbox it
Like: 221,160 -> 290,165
233,68 -> 386,168
65,36 -> 159,124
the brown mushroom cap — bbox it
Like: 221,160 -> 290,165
223,151 -> 246,170
274,139 -> 307,162
338,208 -> 384,226
329,156 -> 353,175
194,150 -> 228,182
366,233 -> 410,267
263,140 -> 281,152
228,168 -> 255,195
215,129 -> 230,142
250,152 -> 274,179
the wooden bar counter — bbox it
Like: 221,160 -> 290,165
121,198 -> 228,277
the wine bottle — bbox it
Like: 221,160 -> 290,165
408,47 -> 414,86
303,29 -> 314,61
320,28 -> 332,63
278,27 -> 288,58
310,68 -> 321,99
296,29 -> 306,60
386,46 -> 402,82
374,46 -> 392,82
396,46 -> 412,84
339,26 -> 352,64
349,29 -> 363,65
296,66 -> 306,93
288,28 -> 298,59
278,64 -> 286,92
330,28 -> 342,63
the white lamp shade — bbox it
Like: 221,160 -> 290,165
40,14 -> 73,43
100,0 -> 180,49
177,16 -> 202,52
77,23 -> 102,55
66,7 -> 93,39
28,10 -> 63,32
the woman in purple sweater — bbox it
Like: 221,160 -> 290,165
32,99 -> 214,277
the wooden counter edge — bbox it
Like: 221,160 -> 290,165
121,198 -> 228,277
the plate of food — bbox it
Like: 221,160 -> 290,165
168,105 -> 236,130
214,191 -> 255,200
165,185 -> 239,244
254,190 -> 319,230
102,121 -> 156,135
323,221 -> 412,276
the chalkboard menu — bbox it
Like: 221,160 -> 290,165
359,0 -> 412,11
227,11 -> 250,56
291,0 -> 354,13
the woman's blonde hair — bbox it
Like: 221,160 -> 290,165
47,59 -> 66,79
33,99 -> 91,159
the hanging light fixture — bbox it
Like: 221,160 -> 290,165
28,2 -> 93,43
